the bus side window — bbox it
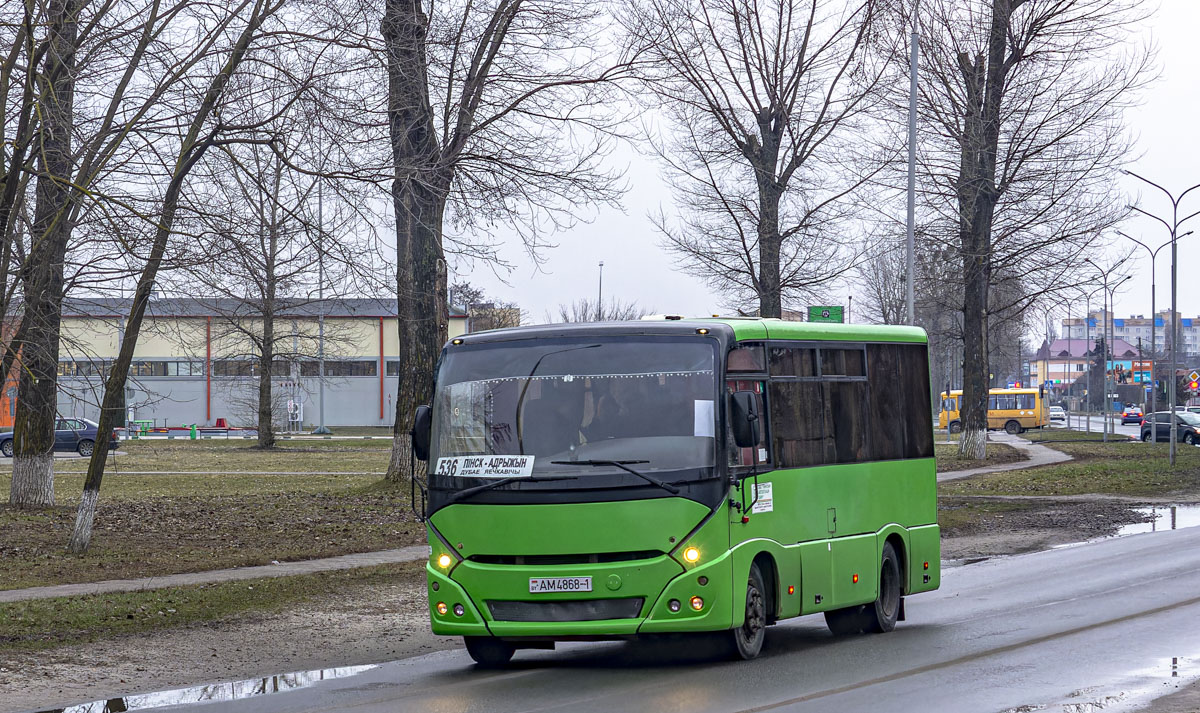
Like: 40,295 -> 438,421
727,380 -> 768,466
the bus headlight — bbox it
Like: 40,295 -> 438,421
437,554 -> 453,568
683,547 -> 700,563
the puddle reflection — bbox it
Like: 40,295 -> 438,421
1116,505 -> 1200,537
38,665 -> 376,713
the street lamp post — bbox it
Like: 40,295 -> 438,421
1123,170 -> 1200,465
313,177 -> 331,435
1115,230 -> 1194,433
1084,258 -> 1130,441
597,261 -> 604,322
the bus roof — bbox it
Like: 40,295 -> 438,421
705,318 -> 927,344
452,318 -> 927,346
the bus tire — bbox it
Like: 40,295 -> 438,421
948,421 -> 962,434
1004,420 -> 1022,435
464,637 -> 515,668
864,541 -> 901,634
730,562 -> 767,660
824,606 -> 867,636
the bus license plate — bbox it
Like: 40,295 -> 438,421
529,577 -> 592,593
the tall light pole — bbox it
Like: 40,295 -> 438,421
1084,258 -> 1129,441
905,0 -> 919,326
1116,230 -> 1194,429
1123,170 -> 1200,465
313,176 -> 331,435
596,261 -> 604,322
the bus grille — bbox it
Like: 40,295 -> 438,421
487,598 -> 645,622
470,551 -> 663,566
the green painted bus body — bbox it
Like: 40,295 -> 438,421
425,318 -> 940,639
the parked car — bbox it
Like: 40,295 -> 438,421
1049,406 -> 1066,422
1141,411 -> 1200,444
1121,406 -> 1144,425
0,418 -> 118,458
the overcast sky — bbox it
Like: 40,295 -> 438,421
453,2 -> 1200,329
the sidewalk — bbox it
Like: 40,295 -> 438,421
0,544 -> 431,604
936,431 -> 1073,482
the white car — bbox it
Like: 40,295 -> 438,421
1049,406 -> 1066,422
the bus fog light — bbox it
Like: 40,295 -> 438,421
437,554 -> 452,568
453,603 -> 465,617
683,547 -> 700,563
668,599 -> 681,612
436,602 -> 448,615
431,581 -> 440,591
690,596 -> 704,611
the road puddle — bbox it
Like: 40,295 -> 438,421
1115,505 -> 1200,536
1008,655 -> 1199,713
36,664 -> 377,712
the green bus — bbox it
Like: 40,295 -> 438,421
409,318 -> 939,666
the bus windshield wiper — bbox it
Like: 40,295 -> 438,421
550,459 -> 681,495
444,475 -> 579,505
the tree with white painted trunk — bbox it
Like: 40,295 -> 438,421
910,0 -> 1153,459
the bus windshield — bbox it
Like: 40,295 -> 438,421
430,337 -> 718,487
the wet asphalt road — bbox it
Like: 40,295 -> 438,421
101,524 -> 1200,713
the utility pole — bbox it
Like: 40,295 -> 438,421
1124,170 -> 1200,465
597,261 -> 604,322
905,0 -> 919,326
313,177 -> 331,435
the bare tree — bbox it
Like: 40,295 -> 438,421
551,298 -> 654,323
449,281 -> 522,332
909,0 -> 1153,459
183,138 -> 376,447
623,0 -> 890,317
380,0 -> 631,480
4,0 -> 287,506
67,0 -> 286,553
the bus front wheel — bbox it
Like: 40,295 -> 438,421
464,637 -> 515,668
731,562 -> 767,660
1004,420 -> 1023,435
948,421 -> 962,434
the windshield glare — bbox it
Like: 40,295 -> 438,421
431,338 -> 717,481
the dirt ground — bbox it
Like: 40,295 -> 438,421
0,498 -> 1178,713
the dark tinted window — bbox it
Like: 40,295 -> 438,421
820,348 -> 865,377
865,343 -> 934,460
769,381 -> 827,466
768,346 -> 816,377
726,379 -> 769,466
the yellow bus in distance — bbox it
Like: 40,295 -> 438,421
938,387 -> 1048,434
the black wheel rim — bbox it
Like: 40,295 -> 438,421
742,583 -> 765,642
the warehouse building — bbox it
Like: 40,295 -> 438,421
21,297 -> 469,429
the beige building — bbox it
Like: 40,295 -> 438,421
48,297 -> 469,428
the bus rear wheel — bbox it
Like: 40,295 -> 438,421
1004,420 -> 1023,435
464,637 -> 515,668
948,421 -> 962,434
730,562 -> 767,660
863,542 -> 901,634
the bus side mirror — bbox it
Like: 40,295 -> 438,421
730,391 -> 760,449
411,405 -> 432,461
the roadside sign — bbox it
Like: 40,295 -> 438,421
1190,370 -> 1199,383
807,306 -> 844,323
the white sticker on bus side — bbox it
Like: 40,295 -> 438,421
752,482 -> 773,513
694,400 -> 715,437
434,455 -> 535,479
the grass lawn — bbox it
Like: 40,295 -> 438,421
935,442 -> 1027,472
0,441 -> 423,590
0,562 -> 422,652
940,436 -> 1200,497
58,438 -> 395,476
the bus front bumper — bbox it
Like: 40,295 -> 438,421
426,552 -> 734,639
